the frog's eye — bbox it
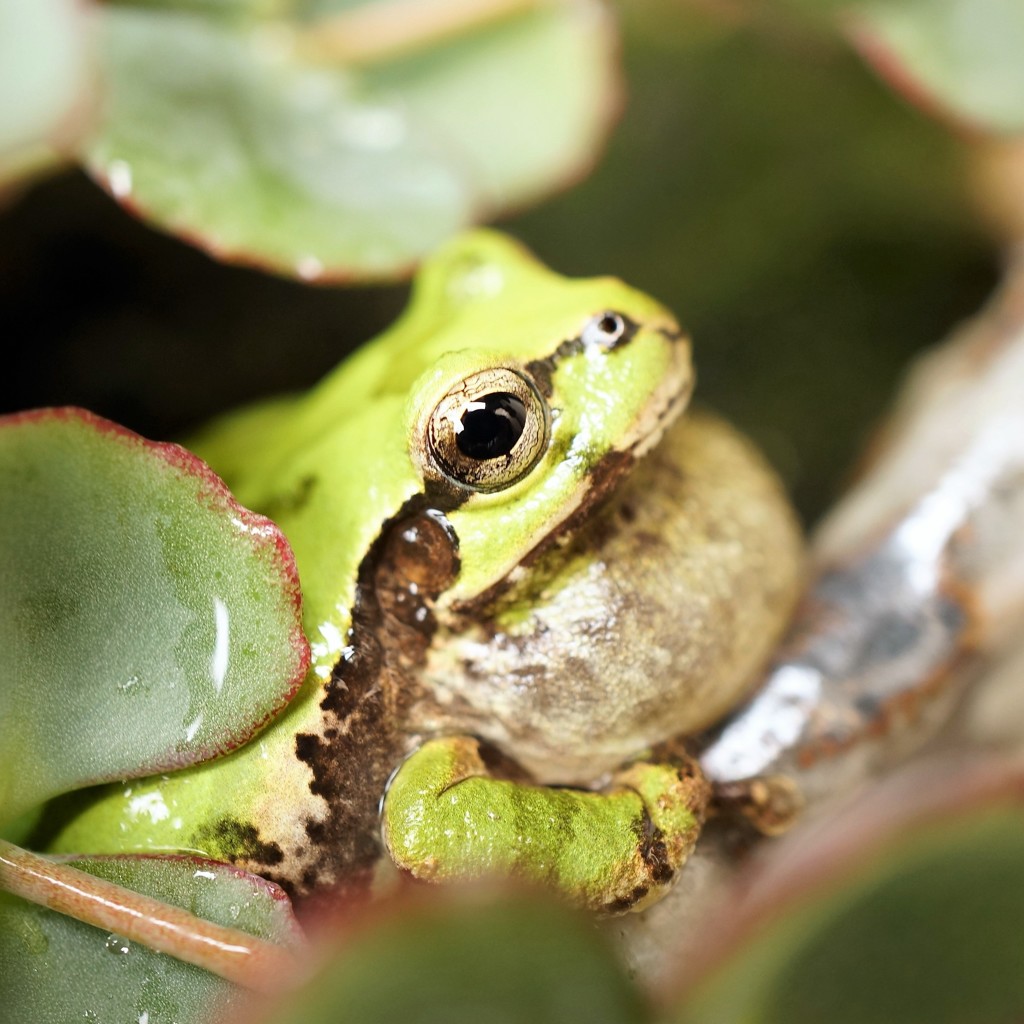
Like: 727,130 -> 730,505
581,311 -> 635,349
425,368 -> 549,492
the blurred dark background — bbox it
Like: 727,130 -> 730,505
0,5 -> 998,523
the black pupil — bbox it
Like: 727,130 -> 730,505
457,393 -> 527,461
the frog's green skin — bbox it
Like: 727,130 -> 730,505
383,737 -> 707,913
45,231 -> 801,912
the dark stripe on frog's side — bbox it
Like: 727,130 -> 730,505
268,322 -> 613,897
288,490 -> 464,900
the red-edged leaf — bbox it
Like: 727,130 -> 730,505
846,0 -> 1024,135
82,2 -> 619,280
0,407 -> 309,823
0,0 -> 95,188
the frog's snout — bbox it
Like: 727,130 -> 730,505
624,316 -> 694,457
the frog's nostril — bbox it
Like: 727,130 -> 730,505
582,310 -> 632,349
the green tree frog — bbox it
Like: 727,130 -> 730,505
43,232 -> 803,913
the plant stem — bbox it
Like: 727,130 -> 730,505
299,0 -> 557,66
0,839 -> 304,992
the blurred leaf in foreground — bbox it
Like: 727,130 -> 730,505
84,0 -> 619,280
235,888 -> 650,1024
664,757 -> 1024,1024
847,0 -> 1024,135
0,407 -> 309,824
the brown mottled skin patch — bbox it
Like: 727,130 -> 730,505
193,817 -> 284,869
220,324 -> 677,902
605,882 -> 655,914
290,501 -> 460,900
225,393 -> 794,904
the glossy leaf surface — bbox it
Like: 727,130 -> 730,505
241,890 -> 649,1024
0,854 -> 302,1024
84,1 -> 617,280
848,0 -> 1024,134
0,408 -> 308,823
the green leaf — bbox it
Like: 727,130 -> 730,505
0,408 -> 309,824
355,2 -> 616,213
0,0 -> 93,185
0,854 -> 302,1024
83,1 -> 617,280
847,0 -> 1024,135
239,889 -> 650,1024
666,759 -> 1024,1024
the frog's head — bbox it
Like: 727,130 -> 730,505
398,231 -> 693,605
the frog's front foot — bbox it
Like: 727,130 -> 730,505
381,736 -> 710,912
